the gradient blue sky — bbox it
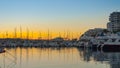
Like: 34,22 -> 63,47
0,0 -> 120,34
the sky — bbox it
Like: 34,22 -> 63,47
0,0 -> 120,39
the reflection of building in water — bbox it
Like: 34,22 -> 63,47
93,52 -> 120,68
110,62 -> 120,68
77,48 -> 120,68
77,48 -> 93,62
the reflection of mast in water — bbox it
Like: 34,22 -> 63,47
20,48 -> 22,68
77,48 -> 79,63
3,53 -> 5,68
64,48 -> 65,63
39,48 -> 41,60
32,47 -> 33,60
2,49 -> 17,68
15,48 -> 17,63
59,48 -> 61,60
50,48 -> 52,60
26,48 -> 29,65
72,47 -> 73,63
49,48 -> 52,60
47,48 -> 50,60
67,48 -> 69,63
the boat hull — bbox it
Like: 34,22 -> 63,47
102,45 -> 120,51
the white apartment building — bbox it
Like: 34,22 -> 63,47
107,12 -> 120,32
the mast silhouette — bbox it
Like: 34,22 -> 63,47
47,29 -> 49,40
26,28 -> 29,40
14,28 -> 17,39
39,31 -> 42,40
31,31 -> 33,39
59,32 -> 61,37
20,26 -> 22,39
6,31 -> 8,38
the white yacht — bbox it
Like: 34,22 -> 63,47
94,34 -> 120,50
101,35 -> 120,49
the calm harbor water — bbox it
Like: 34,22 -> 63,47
0,47 -> 118,68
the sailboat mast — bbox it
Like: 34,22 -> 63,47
66,30 -> 68,40
48,29 -> 49,41
71,32 -> 73,40
14,28 -> 17,38
39,31 -> 42,40
32,31 -> 33,39
59,32 -> 61,37
26,28 -> 29,40
6,31 -> 8,38
20,26 -> 22,39
63,30 -> 65,40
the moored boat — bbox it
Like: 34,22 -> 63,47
0,47 -> 5,53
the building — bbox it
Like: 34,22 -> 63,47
107,12 -> 120,32
84,28 -> 105,37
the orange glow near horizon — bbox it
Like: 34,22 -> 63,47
0,30 -> 82,40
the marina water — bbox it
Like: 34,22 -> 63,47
0,47 -> 118,68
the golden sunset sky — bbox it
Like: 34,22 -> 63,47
0,0 -> 119,39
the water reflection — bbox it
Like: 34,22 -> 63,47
0,48 -> 17,68
0,47 -> 120,68
77,48 -> 120,68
